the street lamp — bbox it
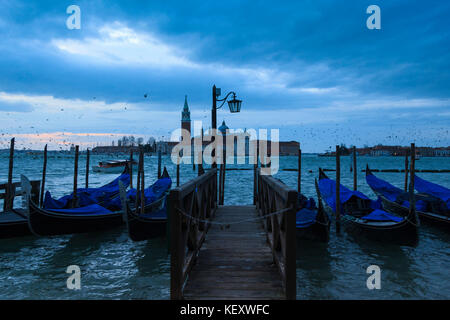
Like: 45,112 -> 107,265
211,85 -> 242,168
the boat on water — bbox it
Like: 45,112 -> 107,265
93,159 -> 137,173
296,179 -> 330,242
22,169 -> 131,236
0,209 -> 31,239
366,165 -> 449,230
317,168 -> 419,245
120,167 -> 172,241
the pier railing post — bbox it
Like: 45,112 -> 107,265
169,189 -> 183,300
285,190 -> 297,300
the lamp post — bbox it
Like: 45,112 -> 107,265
211,85 -> 242,168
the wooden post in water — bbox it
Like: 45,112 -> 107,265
221,162 -> 226,205
129,150 -> 133,189
297,147 -> 302,195
253,142 -> 258,205
176,149 -> 180,187
40,144 -> 48,207
335,145 -> 341,228
409,143 -> 416,217
157,146 -> 162,179
218,164 -> 223,204
352,146 -> 357,191
140,148 -> 145,215
404,151 -> 409,192
72,145 -> 79,208
4,138 -> 15,211
85,149 -> 90,189
135,158 -> 141,209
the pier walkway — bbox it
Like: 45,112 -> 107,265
168,167 -> 297,300
183,205 -> 284,299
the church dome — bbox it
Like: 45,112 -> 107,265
218,120 -> 229,134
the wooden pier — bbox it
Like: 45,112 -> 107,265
169,167 -> 297,300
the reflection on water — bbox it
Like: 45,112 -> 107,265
0,153 -> 449,299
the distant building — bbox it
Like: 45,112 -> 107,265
320,145 -> 450,157
433,147 -> 450,157
92,146 -> 140,154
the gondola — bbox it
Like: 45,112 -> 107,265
0,209 -> 31,239
296,179 -> 330,242
366,165 -> 450,230
318,168 -> 419,245
22,169 -> 131,236
120,167 -> 172,241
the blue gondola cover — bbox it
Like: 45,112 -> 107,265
318,178 -> 369,214
47,203 -> 112,215
414,175 -> 450,210
366,173 -> 403,202
361,209 -> 404,222
44,173 -> 130,209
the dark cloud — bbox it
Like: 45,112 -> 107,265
0,0 -> 448,151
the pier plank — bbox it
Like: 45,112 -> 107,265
183,205 -> 284,300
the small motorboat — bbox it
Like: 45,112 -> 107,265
93,159 -> 137,174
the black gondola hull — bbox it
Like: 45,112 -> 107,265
296,222 -> 329,242
296,198 -> 330,242
365,165 -> 449,231
126,214 -> 166,241
378,195 -> 449,231
318,168 -> 419,245
124,204 -> 166,241
28,200 -> 124,236
321,203 -> 418,245
0,211 -> 32,239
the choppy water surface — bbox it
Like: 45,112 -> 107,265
0,152 -> 449,299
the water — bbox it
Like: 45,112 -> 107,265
0,152 -> 449,299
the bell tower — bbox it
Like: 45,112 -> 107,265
181,95 -> 191,135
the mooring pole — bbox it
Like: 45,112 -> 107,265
353,146 -> 357,191
335,145 -> 341,230
211,85 -> 217,169
72,145 -> 79,208
4,138 -> 15,211
85,149 -> 90,189
297,147 -> 302,195
157,146 -> 162,179
135,158 -> 141,209
140,148 -> 145,215
129,149 -> 134,189
404,151 -> 409,192
40,144 -> 48,207
221,162 -> 226,205
176,150 -> 180,187
409,143 -> 416,215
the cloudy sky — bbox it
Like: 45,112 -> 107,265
0,0 -> 449,152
